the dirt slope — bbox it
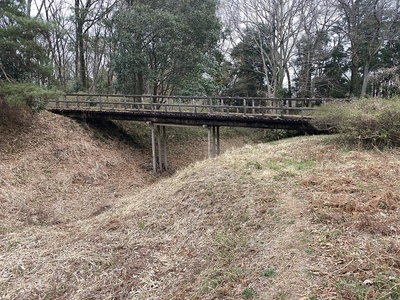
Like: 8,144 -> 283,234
0,112 -> 399,299
0,111 -> 149,226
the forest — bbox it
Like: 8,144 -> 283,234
1,0 -> 400,105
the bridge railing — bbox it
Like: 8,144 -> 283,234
45,94 -> 332,118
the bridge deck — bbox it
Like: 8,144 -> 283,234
46,94 -> 328,133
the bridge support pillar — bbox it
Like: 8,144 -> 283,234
150,124 -> 168,173
151,125 -> 156,173
207,126 -> 220,159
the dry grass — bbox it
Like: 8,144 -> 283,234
299,144 -> 400,299
0,111 -> 148,227
0,111 -> 399,299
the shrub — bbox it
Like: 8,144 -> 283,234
0,83 -> 60,111
310,98 -> 400,148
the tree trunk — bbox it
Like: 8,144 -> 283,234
350,49 -> 360,97
360,57 -> 371,98
285,67 -> 292,97
136,71 -> 144,95
78,25 -> 87,91
26,0 -> 32,16
75,0 -> 87,91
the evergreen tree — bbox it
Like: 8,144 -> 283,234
0,0 -> 55,108
0,0 -> 51,83
313,44 -> 350,98
112,0 -> 221,96
224,28 -> 267,97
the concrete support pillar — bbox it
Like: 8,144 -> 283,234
150,123 -> 168,173
157,125 -> 163,171
207,126 -> 220,159
216,126 -> 220,156
163,126 -> 168,170
212,126 -> 216,158
208,126 -> 212,159
151,124 -> 157,173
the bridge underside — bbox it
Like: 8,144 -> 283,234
48,109 -> 319,133
48,108 -> 320,173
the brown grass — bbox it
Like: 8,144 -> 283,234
0,112 -> 399,299
0,111 -> 149,227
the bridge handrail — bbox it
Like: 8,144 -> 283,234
45,94 -> 335,118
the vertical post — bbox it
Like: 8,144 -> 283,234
216,126 -> 220,156
157,125 -> 163,172
208,126 -> 212,159
212,126 -> 216,158
163,126 -> 168,170
151,124 -> 157,173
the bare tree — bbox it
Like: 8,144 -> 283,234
34,0 -> 116,92
222,0 -> 315,97
335,0 -> 400,97
293,0 -> 339,97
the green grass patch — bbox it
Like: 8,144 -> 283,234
242,288 -> 254,299
261,268 -> 277,278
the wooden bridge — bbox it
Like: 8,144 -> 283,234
46,94 -> 330,172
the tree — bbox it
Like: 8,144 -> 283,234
0,0 -> 51,83
112,0 -> 221,96
293,0 -> 340,97
73,0 -> 115,91
313,44 -> 350,98
369,38 -> 400,97
223,0 -> 314,97
224,27 -> 268,97
0,0 -> 57,109
335,0 -> 400,97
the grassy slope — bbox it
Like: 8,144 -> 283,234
0,112 -> 399,299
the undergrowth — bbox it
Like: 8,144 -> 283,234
311,97 -> 400,149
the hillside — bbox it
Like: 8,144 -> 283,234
0,112 -> 399,299
0,111 -> 258,227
